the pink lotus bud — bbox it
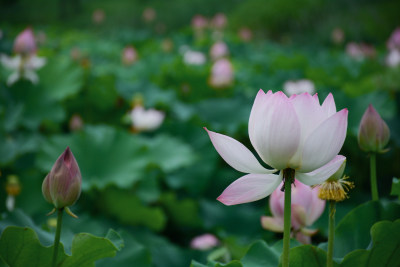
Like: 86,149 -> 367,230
122,46 -> 138,65
211,13 -> 227,29
14,28 -> 36,55
209,58 -> 234,88
42,147 -> 82,209
358,104 -> 390,153
210,41 -> 229,60
191,15 -> 208,30
142,7 -> 156,23
69,114 -> 84,132
238,27 -> 253,42
190,234 -> 219,250
387,27 -> 400,51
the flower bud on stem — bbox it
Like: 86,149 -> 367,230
282,168 -> 295,267
51,208 -> 64,267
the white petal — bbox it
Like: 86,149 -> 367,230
253,92 -> 301,170
321,93 -> 336,118
300,109 -> 348,172
217,173 -> 281,205
296,155 -> 346,186
205,128 -> 274,174
261,216 -> 284,232
24,70 -> 39,84
7,72 -> 20,86
249,89 -> 268,153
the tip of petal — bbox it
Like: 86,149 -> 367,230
216,195 -> 233,206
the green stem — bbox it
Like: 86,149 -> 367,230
370,153 -> 379,201
282,169 -> 294,267
327,201 -> 336,267
52,208 -> 64,267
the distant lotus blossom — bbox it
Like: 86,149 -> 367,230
386,49 -> 400,67
190,234 -> 219,250
92,9 -> 105,24
261,180 -> 325,244
209,58 -> 234,88
331,28 -> 344,45
69,114 -> 84,132
191,15 -> 208,30
387,27 -> 400,51
1,28 -> 46,86
211,13 -> 227,30
346,42 -> 376,60
122,46 -> 138,65
205,90 -> 347,206
130,106 -> 165,132
161,39 -> 173,52
283,79 -> 315,96
183,50 -> 206,65
142,7 -> 156,23
238,27 -> 253,42
13,28 -> 36,55
210,41 -> 229,60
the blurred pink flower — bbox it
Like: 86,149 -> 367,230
142,7 -> 156,23
190,234 -> 219,250
130,106 -> 165,132
92,9 -> 105,24
205,90 -> 347,206
211,13 -> 227,30
209,58 -> 233,88
261,180 -> 325,244
191,15 -> 208,30
331,28 -> 344,45
14,28 -> 36,55
386,49 -> 400,68
210,41 -> 229,60
283,79 -> 315,96
346,42 -> 375,60
122,46 -> 138,65
69,114 -> 84,132
387,27 -> 400,51
238,27 -> 253,42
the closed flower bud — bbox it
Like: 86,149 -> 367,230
14,28 -> 36,55
42,147 -> 82,209
358,105 -> 390,153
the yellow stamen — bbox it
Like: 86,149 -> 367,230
318,176 -> 354,202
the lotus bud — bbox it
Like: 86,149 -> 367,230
42,147 -> 82,210
190,234 -> 219,250
358,104 -> 390,153
13,28 -> 36,55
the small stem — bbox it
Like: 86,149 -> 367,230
282,169 -> 295,267
327,201 -> 336,267
370,153 -> 379,201
52,208 -> 64,267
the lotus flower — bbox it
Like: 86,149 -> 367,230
358,104 -> 390,153
211,13 -> 227,30
130,106 -> 165,132
386,49 -> 400,68
13,28 -> 36,55
205,90 -> 348,205
122,46 -> 138,65
42,147 -> 82,209
387,27 -> 400,51
210,41 -> 229,60
261,180 -> 325,244
191,15 -> 208,30
209,58 -> 233,88
183,50 -> 206,65
190,234 -> 219,250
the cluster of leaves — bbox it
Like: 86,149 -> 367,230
0,4 -> 400,266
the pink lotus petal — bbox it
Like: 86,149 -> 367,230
321,93 -> 336,118
205,128 -> 274,174
300,109 -> 348,172
261,216 -> 284,232
217,173 -> 281,205
296,155 -> 346,186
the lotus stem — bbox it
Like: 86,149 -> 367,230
52,208 -> 64,267
282,168 -> 295,267
370,153 -> 379,201
327,200 -> 336,267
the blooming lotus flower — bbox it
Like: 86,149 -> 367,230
261,180 -> 325,244
42,147 -> 82,209
210,41 -> 229,60
209,58 -> 233,88
386,49 -> 400,68
387,27 -> 400,51
211,13 -> 227,30
190,234 -> 219,250
130,106 -> 165,132
183,50 -> 206,65
283,79 -> 315,96
358,104 -> 390,153
122,46 -> 138,65
1,54 -> 46,86
13,28 -> 36,55
205,90 -> 348,205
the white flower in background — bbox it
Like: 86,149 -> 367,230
283,79 -> 315,96
386,49 -> 400,67
183,50 -> 206,65
209,58 -> 233,88
190,234 -> 219,250
130,106 -> 165,132
210,41 -> 229,60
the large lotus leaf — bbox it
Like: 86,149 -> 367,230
0,131 -> 43,164
332,200 -> 400,258
241,240 -> 279,267
190,260 -> 243,267
0,226 -> 122,267
340,220 -> 400,267
36,125 -> 195,190
278,245 -> 336,267
38,57 -> 84,101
